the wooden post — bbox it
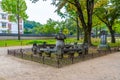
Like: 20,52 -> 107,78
42,56 -> 45,64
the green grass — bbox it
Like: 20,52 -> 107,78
0,38 -> 82,47
0,38 -> 120,47
0,40 -> 23,47
0,39 -> 56,47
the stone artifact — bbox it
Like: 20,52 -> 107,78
98,30 -> 110,50
100,30 -> 107,44
55,30 -> 66,50
31,30 -> 83,57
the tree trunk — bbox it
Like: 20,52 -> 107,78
88,27 -> 92,45
74,0 -> 94,46
95,27 -> 98,38
76,16 -> 79,40
86,0 -> 94,45
83,27 -> 92,45
17,0 -> 20,40
74,0 -> 88,43
108,26 -> 115,43
77,26 -> 80,40
84,29 -> 88,44
17,15 -> 20,40
110,31 -> 115,43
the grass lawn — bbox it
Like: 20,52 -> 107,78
0,39 -> 56,47
0,38 -> 80,47
0,37 -> 119,47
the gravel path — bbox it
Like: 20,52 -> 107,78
0,46 -> 120,80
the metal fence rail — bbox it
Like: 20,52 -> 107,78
7,47 -> 120,68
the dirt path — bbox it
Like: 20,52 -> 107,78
0,46 -> 120,80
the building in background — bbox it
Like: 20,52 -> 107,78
0,2 -> 24,34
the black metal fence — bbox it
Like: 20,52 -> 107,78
0,33 -> 77,37
7,47 -> 120,68
0,33 -> 76,40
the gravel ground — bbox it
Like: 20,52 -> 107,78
0,46 -> 120,80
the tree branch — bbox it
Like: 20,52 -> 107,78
67,0 -> 75,5
96,14 -> 108,25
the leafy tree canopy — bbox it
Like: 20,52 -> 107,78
24,20 -> 42,29
1,0 -> 28,22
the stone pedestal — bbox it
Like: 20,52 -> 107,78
98,44 -> 110,50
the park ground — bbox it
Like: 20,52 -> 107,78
0,46 -> 120,80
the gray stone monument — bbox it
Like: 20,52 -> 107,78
100,30 -> 107,44
55,30 -> 66,55
98,30 -> 109,50
55,30 -> 66,50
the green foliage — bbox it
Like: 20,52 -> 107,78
94,0 -> 120,27
24,20 -> 42,29
113,23 -> 120,33
32,18 -> 58,34
63,28 -> 69,35
65,19 -> 77,35
24,20 -> 43,34
1,0 -> 28,22
32,18 -> 76,35
41,18 -> 57,34
1,0 -> 28,40
94,0 -> 120,43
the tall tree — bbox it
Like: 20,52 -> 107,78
94,0 -> 120,43
1,0 -> 28,40
30,0 -> 94,45
56,0 -> 94,45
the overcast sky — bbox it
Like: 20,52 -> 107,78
26,0 -> 62,24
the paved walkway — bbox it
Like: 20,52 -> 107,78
0,46 -> 120,80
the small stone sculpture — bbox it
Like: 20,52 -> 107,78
100,30 -> 107,44
55,30 -> 66,50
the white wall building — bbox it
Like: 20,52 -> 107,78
0,1 -> 24,34
0,11 -> 8,33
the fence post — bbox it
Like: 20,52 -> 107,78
92,52 -> 94,58
42,56 -> 45,64
56,54 -> 60,68
70,53 -> 74,64
57,58 -> 60,68
7,49 -> 9,55
82,54 -> 85,60
71,56 -> 74,64
20,49 -> 23,58
31,54 -> 33,61
14,50 -> 16,56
